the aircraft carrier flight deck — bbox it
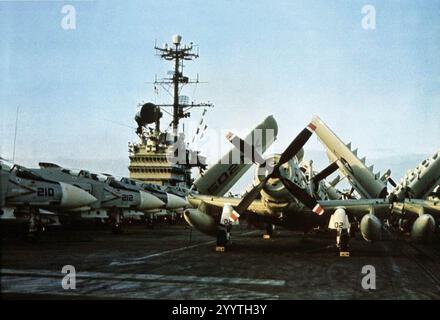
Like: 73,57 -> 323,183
1,223 -> 439,300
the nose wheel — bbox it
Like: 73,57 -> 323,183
28,208 -> 45,235
146,216 -> 155,229
112,223 -> 123,234
111,210 -> 123,234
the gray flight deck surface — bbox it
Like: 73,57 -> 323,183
1,223 -> 439,299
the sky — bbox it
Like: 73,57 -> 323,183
1,0 -> 439,190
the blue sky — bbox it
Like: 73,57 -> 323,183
1,0 -> 439,184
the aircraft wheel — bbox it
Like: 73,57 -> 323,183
265,224 -> 274,237
216,230 -> 228,247
37,223 -> 46,234
112,223 -> 123,234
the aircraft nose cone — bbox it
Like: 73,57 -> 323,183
138,191 -> 165,210
59,182 -> 97,208
166,193 -> 188,209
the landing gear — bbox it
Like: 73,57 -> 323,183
146,216 -> 155,229
28,209 -> 38,234
216,230 -> 228,246
168,214 -> 177,225
263,224 -> 274,240
329,208 -> 350,256
216,228 -> 230,252
337,228 -> 350,257
112,222 -> 123,234
27,208 -> 45,239
111,210 -> 123,234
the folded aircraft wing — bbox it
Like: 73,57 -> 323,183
392,198 -> 440,218
310,116 -> 387,199
392,150 -> 440,201
193,115 -> 278,196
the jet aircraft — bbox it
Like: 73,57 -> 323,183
0,161 -> 97,234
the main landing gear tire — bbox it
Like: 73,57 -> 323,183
216,230 -> 228,247
265,224 -> 274,237
112,223 -> 123,234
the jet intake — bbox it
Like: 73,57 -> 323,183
360,214 -> 382,242
411,214 -> 435,243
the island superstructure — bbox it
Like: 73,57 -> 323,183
128,35 -> 212,189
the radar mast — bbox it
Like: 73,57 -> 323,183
128,35 -> 212,188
